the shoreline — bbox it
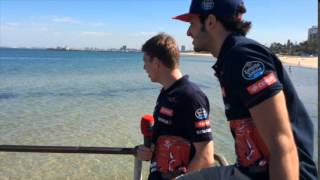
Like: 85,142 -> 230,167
181,52 -> 318,69
277,55 -> 318,69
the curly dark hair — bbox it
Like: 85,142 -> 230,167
200,3 -> 252,36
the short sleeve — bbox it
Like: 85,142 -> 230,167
185,91 -> 213,142
228,46 -> 283,108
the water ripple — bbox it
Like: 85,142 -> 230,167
0,86 -> 157,99
0,93 -> 19,100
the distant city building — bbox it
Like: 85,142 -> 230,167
308,26 -> 318,43
120,45 -> 127,51
181,45 -> 186,52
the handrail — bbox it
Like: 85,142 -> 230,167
0,145 -> 136,154
0,145 -> 142,180
0,144 -> 228,179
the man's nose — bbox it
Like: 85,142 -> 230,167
187,27 -> 192,37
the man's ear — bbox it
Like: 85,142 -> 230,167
153,57 -> 161,68
206,14 -> 217,30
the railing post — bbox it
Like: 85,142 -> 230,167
214,153 -> 229,166
133,155 -> 142,180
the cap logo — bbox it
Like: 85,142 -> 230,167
202,0 -> 214,11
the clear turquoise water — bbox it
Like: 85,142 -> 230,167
0,48 -> 317,179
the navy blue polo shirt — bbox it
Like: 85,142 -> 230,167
149,75 -> 212,179
212,34 -> 318,179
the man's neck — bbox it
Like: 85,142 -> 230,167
161,68 -> 183,90
210,29 -> 232,58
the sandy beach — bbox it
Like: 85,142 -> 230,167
181,52 -> 318,69
277,55 -> 318,69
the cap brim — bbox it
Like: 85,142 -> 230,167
172,13 -> 197,22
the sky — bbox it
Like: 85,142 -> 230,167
0,0 -> 317,50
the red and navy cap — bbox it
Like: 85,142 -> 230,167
173,0 -> 244,22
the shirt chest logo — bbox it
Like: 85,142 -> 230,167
242,61 -> 265,80
160,107 -> 174,117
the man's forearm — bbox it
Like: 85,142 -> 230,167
269,138 -> 299,180
188,154 -> 213,172
249,91 -> 299,180
188,141 -> 214,172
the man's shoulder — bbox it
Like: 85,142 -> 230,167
183,81 -> 209,104
221,36 -> 275,71
182,80 -> 205,94
228,36 -> 271,58
232,35 -> 261,47
171,80 -> 208,102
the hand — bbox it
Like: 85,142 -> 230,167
137,145 -> 153,161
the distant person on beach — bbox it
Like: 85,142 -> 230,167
137,33 -> 214,180
289,66 -> 292,73
173,0 -> 318,180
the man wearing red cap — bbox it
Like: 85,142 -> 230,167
173,0 -> 318,180
137,33 -> 214,180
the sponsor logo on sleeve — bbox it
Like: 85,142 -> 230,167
195,108 -> 208,120
160,107 -> 174,117
246,72 -> 277,95
242,61 -> 265,80
194,119 -> 210,128
196,128 -> 212,135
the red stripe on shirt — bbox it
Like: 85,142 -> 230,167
246,72 -> 277,95
195,119 -> 210,128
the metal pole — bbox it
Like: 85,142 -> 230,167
0,145 -> 143,179
214,153 -> 229,166
0,145 -> 136,155
133,155 -> 142,180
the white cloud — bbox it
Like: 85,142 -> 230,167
3,22 -> 20,28
80,31 -> 112,36
51,16 -> 79,23
131,31 -> 157,37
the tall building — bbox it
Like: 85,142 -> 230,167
308,26 -> 318,43
120,45 -> 127,51
181,45 -> 186,52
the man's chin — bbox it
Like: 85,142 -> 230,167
149,78 -> 156,82
193,47 -> 202,52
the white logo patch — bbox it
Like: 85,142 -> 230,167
202,0 -> 214,11
242,61 -> 265,80
195,108 -> 208,120
196,128 -> 212,135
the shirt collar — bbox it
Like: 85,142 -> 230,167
162,75 -> 189,93
212,34 -> 237,72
